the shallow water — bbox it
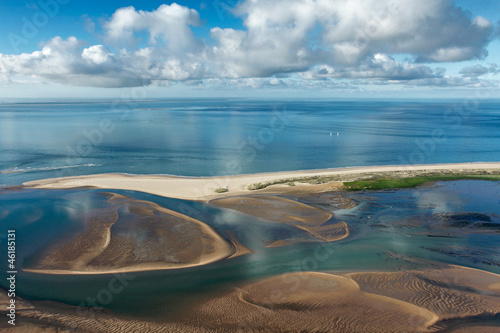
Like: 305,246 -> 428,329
1,99 -> 500,186
0,180 -> 498,319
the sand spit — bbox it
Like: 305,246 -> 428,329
24,194 -> 235,275
3,265 -> 500,332
226,230 -> 254,259
209,195 -> 333,225
210,195 -> 349,246
22,162 -> 500,201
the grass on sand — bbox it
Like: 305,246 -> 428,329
343,174 -> 500,191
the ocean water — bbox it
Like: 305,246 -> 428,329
0,180 -> 499,317
1,99 -> 499,186
1,100 -> 500,323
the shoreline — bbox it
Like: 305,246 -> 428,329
22,162 -> 500,201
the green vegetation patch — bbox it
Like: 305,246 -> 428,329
214,187 -> 229,193
343,174 -> 500,191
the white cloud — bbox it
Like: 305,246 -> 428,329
104,4 -> 202,55
82,45 -> 113,65
0,1 -> 497,90
0,37 -> 147,87
300,54 -> 441,80
211,0 -> 494,77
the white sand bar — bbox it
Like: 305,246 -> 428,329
23,162 -> 500,201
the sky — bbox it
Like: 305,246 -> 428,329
0,0 -> 499,99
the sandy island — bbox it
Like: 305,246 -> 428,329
22,162 -> 500,201
23,193 -> 244,275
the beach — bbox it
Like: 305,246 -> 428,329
23,162 -> 500,201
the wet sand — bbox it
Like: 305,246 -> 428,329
210,195 -> 349,246
4,264 -> 499,332
9,162 -> 500,330
24,193 -> 236,275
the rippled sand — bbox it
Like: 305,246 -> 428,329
186,265 -> 500,332
210,195 -> 349,246
6,265 -> 499,332
25,193 -> 235,274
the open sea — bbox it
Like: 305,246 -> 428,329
1,99 -> 499,186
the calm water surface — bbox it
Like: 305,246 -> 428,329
1,99 -> 499,186
0,180 -> 498,318
1,99 -> 499,320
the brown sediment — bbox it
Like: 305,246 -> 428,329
34,208 -> 119,271
210,195 -> 349,246
0,185 -> 25,192
184,271 -> 438,332
347,266 -> 500,324
265,238 -> 300,248
256,180 -> 344,197
210,195 -> 332,225
296,221 -> 350,242
445,325 -> 500,332
186,266 -> 500,332
24,194 -> 234,275
226,231 -> 254,259
4,265 -> 500,332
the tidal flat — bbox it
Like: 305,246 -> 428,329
1,170 -> 500,332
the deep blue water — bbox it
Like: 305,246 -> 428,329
1,99 -> 499,186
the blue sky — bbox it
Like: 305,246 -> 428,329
0,0 -> 499,99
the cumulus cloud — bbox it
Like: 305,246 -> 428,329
0,1 -> 497,89
300,54 -> 443,80
211,0 -> 494,77
0,37 -> 148,87
459,63 -> 499,77
104,4 -> 202,55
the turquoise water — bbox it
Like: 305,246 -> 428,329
1,99 -> 500,186
0,99 -> 499,321
0,180 -> 498,318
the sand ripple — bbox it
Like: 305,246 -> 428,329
4,265 -> 500,332
25,193 -> 234,274
210,195 -> 349,246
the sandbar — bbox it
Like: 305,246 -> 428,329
22,162 -> 500,201
6,264 -> 499,332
